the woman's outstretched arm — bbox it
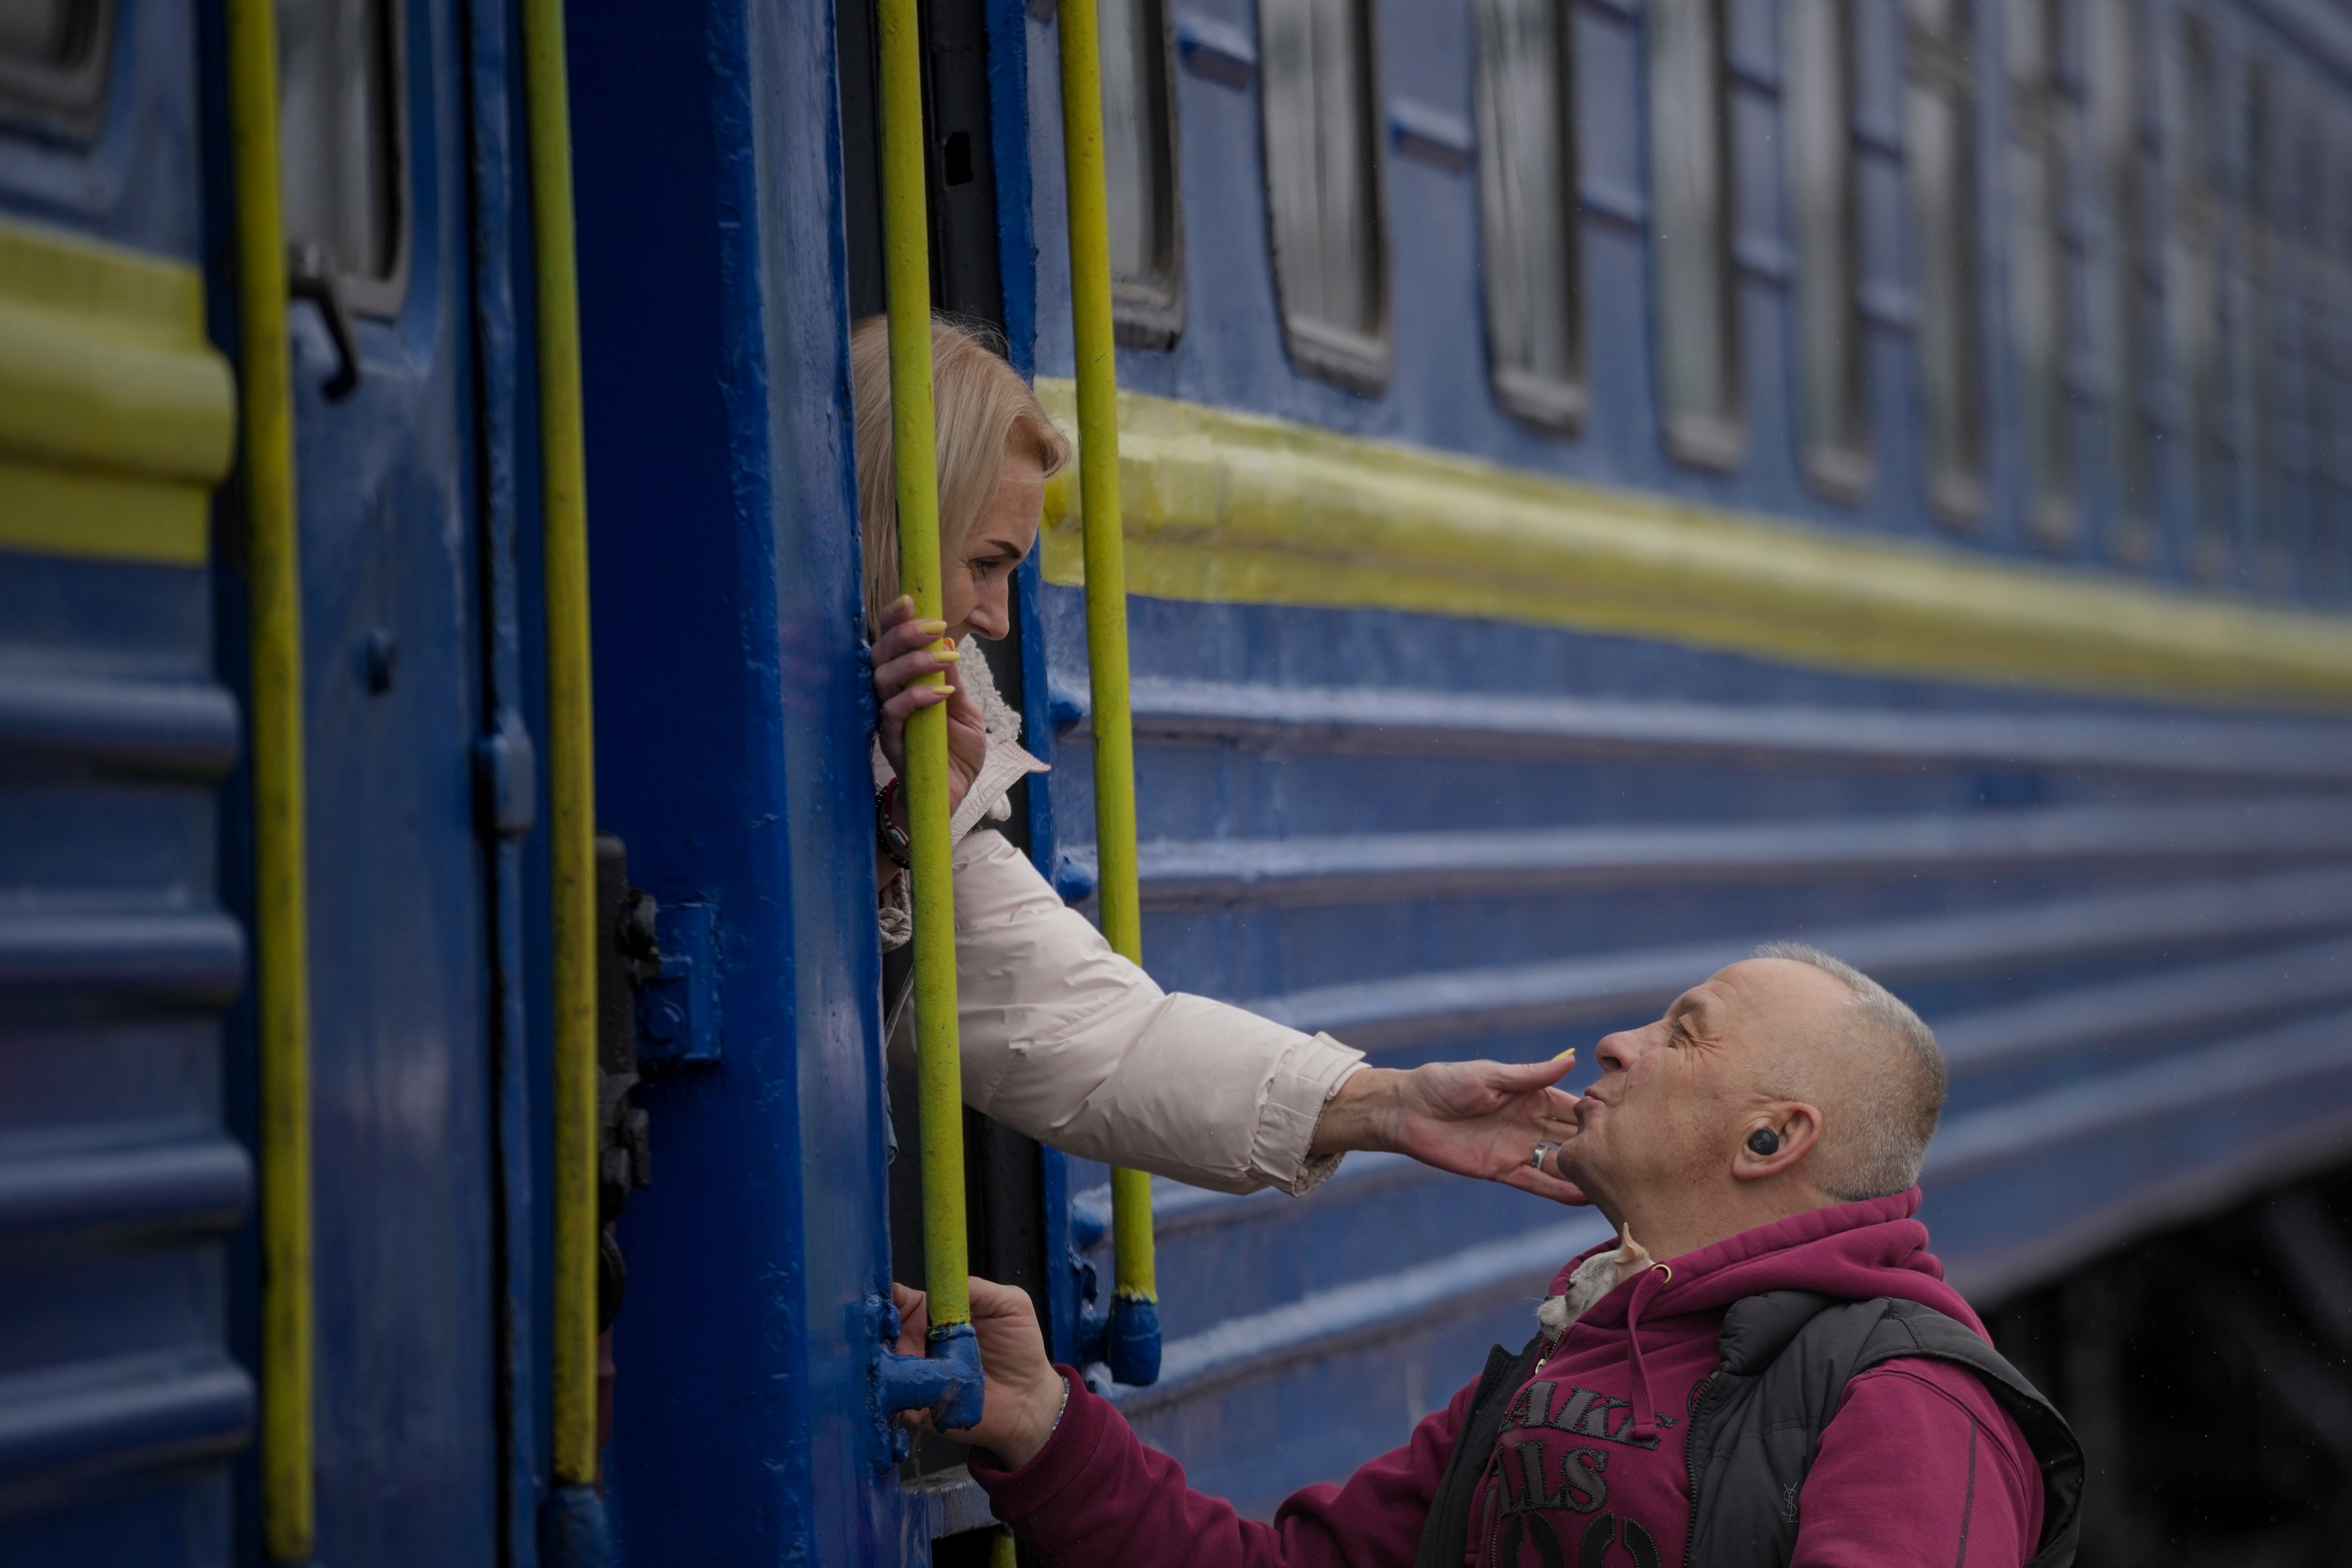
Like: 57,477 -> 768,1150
931,829 -> 1584,1201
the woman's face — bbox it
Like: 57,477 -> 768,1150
940,444 -> 1044,643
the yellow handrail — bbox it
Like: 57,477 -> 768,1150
878,0 -> 977,1351
223,0 -> 316,1556
518,0 -> 601,1492
1056,0 -> 1159,1350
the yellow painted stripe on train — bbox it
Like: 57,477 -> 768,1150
1035,383 -> 2352,712
0,453 -> 212,566
0,219 -> 235,566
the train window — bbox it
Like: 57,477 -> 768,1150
1786,0 -> 1868,495
1473,0 -> 1583,431
1103,0 -> 1184,346
278,0 -> 408,315
2006,0 -> 2072,547
0,0 -> 112,136
2087,0 -> 2154,562
2171,20 -> 2226,577
1650,0 -> 1741,467
2244,68 -> 2287,586
1906,0 -> 1984,524
1259,0 -> 1389,392
2302,121 -> 2339,591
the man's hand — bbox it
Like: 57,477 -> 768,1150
889,1278 -> 1065,1469
1310,1058 -> 1589,1205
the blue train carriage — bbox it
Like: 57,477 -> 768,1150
5,0 -> 2352,1562
909,0 -> 2352,1555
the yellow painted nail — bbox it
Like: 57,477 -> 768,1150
933,648 -> 961,662
1551,1046 -> 1577,1062
917,619 -> 948,635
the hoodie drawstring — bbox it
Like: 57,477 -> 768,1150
1624,1262 -> 1673,1443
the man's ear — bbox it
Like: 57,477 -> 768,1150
1731,1103 -> 1821,1182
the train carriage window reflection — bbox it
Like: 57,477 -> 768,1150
2171,20 -> 2226,577
0,0 -> 111,135
1474,0 -> 1583,431
1259,0 -> 1389,392
1906,0 -> 1984,524
2087,0 -> 2155,562
1651,0 -> 1742,466
1786,0 -> 1869,495
278,0 -> 408,314
1102,0 -> 1184,346
2007,0 -> 2073,547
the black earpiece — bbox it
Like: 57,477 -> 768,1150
1746,1128 -> 1780,1157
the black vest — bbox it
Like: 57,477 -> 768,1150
1414,1291 -> 2084,1568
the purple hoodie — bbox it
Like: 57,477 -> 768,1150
974,1191 -> 2044,1568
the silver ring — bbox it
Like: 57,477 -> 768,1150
1529,1140 -> 1560,1171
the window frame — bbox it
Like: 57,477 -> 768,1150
2005,0 -> 2076,549
2087,0 -> 2158,564
1106,0 -> 1186,349
1785,0 -> 1872,499
2298,114 -> 2341,593
2171,15 -> 2229,578
1648,0 -> 1746,471
2242,63 -> 2289,587
1472,0 -> 1586,434
1905,0 -> 1989,527
1256,0 -> 1393,395
0,0 -> 114,140
276,0 -> 414,321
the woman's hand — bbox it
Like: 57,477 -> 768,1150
872,595 -> 987,822
888,1277 -> 1066,1470
1310,1055 -> 1590,1205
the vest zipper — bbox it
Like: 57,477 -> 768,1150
1679,1370 -> 1719,1568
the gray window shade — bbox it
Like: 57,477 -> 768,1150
1786,0 -> 1868,494
2171,21 -> 2226,575
1474,0 -> 1582,429
0,0 -> 80,58
1259,0 -> 1388,389
2007,0 -> 2072,545
279,0 -> 405,306
2087,0 -> 2154,558
0,0 -> 109,133
1906,0 -> 1984,522
1101,0 -> 1183,343
1650,0 -> 1741,465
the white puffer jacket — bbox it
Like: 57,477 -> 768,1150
877,641 -> 1364,1196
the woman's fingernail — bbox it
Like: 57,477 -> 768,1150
933,649 -> 961,662
1552,1046 -> 1576,1062
917,619 -> 948,635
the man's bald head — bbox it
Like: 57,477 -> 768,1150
1550,948 -> 1949,1254
1747,943 -> 1946,1201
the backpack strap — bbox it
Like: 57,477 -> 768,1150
1414,1334 -> 1547,1568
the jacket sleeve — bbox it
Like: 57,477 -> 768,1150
1792,1358 -> 2046,1568
973,1367 -> 1471,1568
903,830 -> 1364,1195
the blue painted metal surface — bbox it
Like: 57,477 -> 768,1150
0,1 -> 253,1558
1007,0 -> 2352,1525
13,0 -> 2352,1559
566,0 -> 905,1563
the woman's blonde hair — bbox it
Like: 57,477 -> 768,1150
851,315 -> 1071,636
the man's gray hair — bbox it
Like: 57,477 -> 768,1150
1751,942 -> 1947,1202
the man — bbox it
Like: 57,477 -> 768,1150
904,943 -> 2084,1567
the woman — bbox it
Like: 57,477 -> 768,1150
855,316 -> 1580,1201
